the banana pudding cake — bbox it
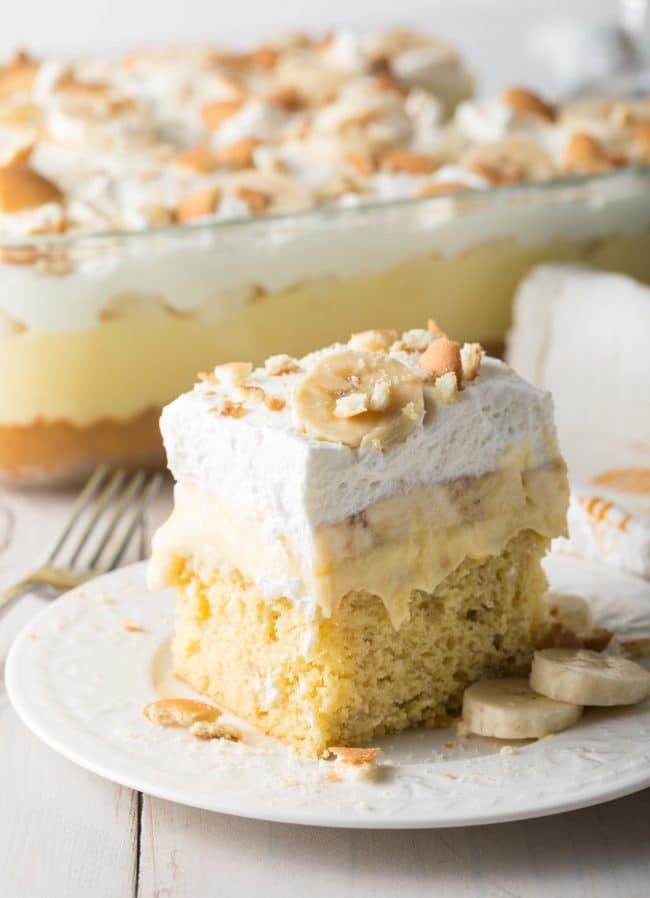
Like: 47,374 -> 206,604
149,324 -> 569,755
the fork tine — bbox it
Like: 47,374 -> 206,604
46,466 -> 108,563
66,468 -> 128,566
102,472 -> 164,571
86,470 -> 147,570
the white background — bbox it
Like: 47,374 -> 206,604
0,0 -> 622,95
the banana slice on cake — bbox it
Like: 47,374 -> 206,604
462,677 -> 582,739
293,349 -> 424,449
531,649 -> 650,706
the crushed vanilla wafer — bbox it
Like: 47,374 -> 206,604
265,354 -> 300,376
213,361 -> 253,387
460,342 -> 484,381
265,394 -> 286,411
432,371 -> 459,404
189,720 -> 242,741
349,329 -> 398,353
122,619 -> 144,632
419,337 -> 463,383
143,698 -> 222,727
327,746 -> 382,781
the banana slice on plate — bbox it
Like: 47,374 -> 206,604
293,349 -> 424,449
545,591 -> 593,636
531,649 -> 650,707
462,677 -> 582,739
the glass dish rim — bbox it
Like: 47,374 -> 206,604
2,163 -> 649,250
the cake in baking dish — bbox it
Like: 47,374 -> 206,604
148,323 -> 569,755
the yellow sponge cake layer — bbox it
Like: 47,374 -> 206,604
172,530 -> 548,756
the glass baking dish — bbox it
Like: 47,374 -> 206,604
1,164 -> 649,485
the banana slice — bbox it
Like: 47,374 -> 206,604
531,649 -> 650,707
545,592 -> 593,636
293,349 -> 424,449
462,677 -> 582,739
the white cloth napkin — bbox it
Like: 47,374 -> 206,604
507,264 -> 650,580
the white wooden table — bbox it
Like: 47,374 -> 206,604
1,485 -> 649,898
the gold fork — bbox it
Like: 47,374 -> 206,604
0,466 -> 163,615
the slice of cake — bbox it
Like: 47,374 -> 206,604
148,325 -> 569,756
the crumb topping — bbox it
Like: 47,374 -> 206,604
427,318 -> 447,337
265,394 -> 286,411
175,187 -> 221,224
189,720 -> 242,741
392,328 -> 434,353
191,319 -> 486,443
264,353 -> 300,375
348,328 -> 398,352
379,149 -> 440,174
432,371 -> 459,404
328,746 -> 381,765
122,619 -> 144,632
565,132 -> 620,174
0,160 -> 63,215
0,33 -> 646,243
143,698 -> 221,727
213,399 -> 245,418
502,86 -> 556,123
335,391 -> 368,418
460,342 -> 484,381
213,361 -> 254,387
419,337 -> 462,382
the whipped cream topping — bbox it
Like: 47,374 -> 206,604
454,98 -> 518,143
159,340 -> 562,559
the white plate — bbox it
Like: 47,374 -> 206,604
6,558 -> 650,829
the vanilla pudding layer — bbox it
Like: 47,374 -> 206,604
150,461 -> 568,627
